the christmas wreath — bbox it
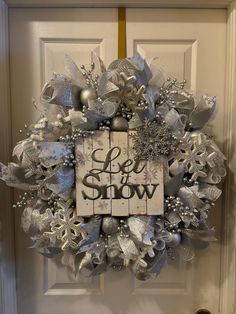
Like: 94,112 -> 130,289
0,52 -> 226,280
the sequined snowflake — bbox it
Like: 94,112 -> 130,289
44,200 -> 85,250
130,118 -> 179,160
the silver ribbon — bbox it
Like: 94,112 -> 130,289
38,142 -> 71,168
190,95 -> 216,130
41,73 -> 80,109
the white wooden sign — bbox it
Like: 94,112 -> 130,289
75,131 -> 164,216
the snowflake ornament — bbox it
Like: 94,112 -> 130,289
173,132 -> 216,181
130,118 -> 179,160
44,200 -> 86,250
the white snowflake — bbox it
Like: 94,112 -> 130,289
44,200 -> 86,250
174,132 -> 216,181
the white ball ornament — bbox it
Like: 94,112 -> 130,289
80,88 -> 97,107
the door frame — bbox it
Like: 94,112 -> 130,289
1,1 -> 236,313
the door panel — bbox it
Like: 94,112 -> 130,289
9,8 -> 226,314
9,8 -> 118,313
126,8 -> 226,313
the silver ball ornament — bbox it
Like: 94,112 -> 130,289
106,248 -> 120,258
110,116 -> 128,131
80,88 -> 97,107
155,239 -> 166,251
166,232 -> 181,248
102,217 -> 119,234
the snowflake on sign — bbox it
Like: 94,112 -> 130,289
143,166 -> 159,182
76,151 -> 91,165
97,201 -> 109,212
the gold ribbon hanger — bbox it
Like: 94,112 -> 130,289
118,8 -> 126,59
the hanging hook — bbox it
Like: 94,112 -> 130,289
118,7 -> 126,59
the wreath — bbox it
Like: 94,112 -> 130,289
0,52 -> 226,280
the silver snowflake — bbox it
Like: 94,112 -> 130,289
44,200 -> 86,250
130,118 -> 179,160
174,132 -> 216,181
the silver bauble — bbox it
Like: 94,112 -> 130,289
155,239 -> 166,251
110,116 -> 129,131
102,217 -> 119,234
166,232 -> 181,248
80,88 -> 97,107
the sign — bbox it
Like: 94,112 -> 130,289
76,131 -> 164,216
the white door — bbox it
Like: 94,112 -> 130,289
9,8 -> 226,314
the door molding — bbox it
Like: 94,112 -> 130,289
0,2 -> 17,314
219,2 -> 236,313
1,1 -> 236,314
2,0 -> 234,9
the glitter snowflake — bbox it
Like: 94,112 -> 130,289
44,200 -> 86,250
130,118 -> 179,161
173,132 -> 216,181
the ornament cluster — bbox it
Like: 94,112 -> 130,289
0,52 -> 226,280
